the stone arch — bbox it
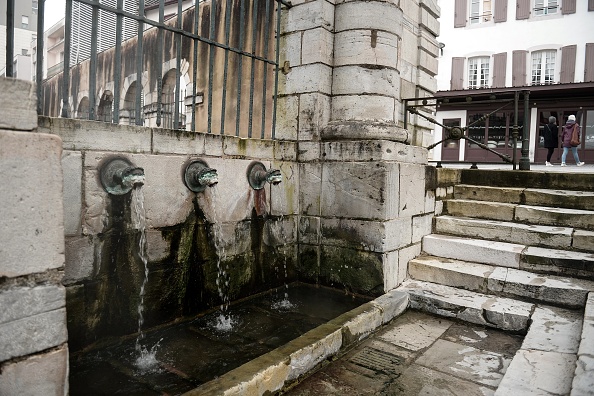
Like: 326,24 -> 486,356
120,72 -> 149,126
77,96 -> 90,120
97,90 -> 114,123
159,60 -> 191,130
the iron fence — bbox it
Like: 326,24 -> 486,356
3,0 -> 291,139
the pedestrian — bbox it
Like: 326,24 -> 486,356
544,116 -> 558,166
561,115 -> 585,167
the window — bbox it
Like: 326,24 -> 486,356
32,1 -> 38,13
534,0 -> 558,16
468,57 -> 490,88
531,50 -> 556,85
21,15 -> 29,29
470,0 -> 492,24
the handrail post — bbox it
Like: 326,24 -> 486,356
519,90 -> 530,170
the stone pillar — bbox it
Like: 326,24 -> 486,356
322,0 -> 408,142
0,79 -> 69,395
279,0 -> 440,295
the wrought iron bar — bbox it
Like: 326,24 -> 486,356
460,135 -> 512,163
62,0 -> 72,117
220,0 -> 233,135
156,0 -> 164,127
89,0 -> 99,120
191,0 -> 199,132
260,0 -> 272,139
135,0 -> 144,126
36,0 -> 45,114
512,91 -> 519,170
271,0 -> 282,139
235,0 -> 245,136
520,90 -> 530,170
207,0 -> 216,133
113,0 -> 123,124
174,0 -> 182,130
247,0 -> 260,138
5,0 -> 14,77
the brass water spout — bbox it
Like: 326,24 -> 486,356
100,158 -> 145,195
247,161 -> 282,190
184,159 -> 218,193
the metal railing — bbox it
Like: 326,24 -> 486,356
4,0 -> 291,139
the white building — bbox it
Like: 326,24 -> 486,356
0,0 -> 38,79
433,0 -> 594,165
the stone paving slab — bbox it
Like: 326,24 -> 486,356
494,350 -> 576,396
400,280 -> 534,332
522,306 -> 582,354
571,293 -> 594,396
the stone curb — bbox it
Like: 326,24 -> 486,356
183,290 -> 409,396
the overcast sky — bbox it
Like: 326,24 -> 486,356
44,0 -> 66,28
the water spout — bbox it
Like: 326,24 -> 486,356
184,159 -> 219,193
100,158 -> 145,195
247,161 -> 282,190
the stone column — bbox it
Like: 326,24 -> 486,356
322,0 -> 408,142
0,79 -> 69,395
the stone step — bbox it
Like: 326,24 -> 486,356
435,215 -> 574,250
445,199 -> 594,231
422,234 -> 594,278
495,305 -> 583,396
397,279 -> 534,332
571,293 -> 594,395
454,184 -> 594,211
408,255 -> 594,309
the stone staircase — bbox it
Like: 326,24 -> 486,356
397,170 -> 594,395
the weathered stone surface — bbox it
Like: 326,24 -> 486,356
573,229 -> 594,252
320,217 -> 411,252
444,199 -> 516,221
400,280 -> 533,331
0,79 -> 37,131
270,161 -> 299,216
395,364 -> 496,396
393,242 -> 421,289
0,346 -> 68,396
521,246 -> 594,277
409,256 -> 494,293
321,140 -> 426,164
299,163 -> 322,216
299,216 -> 320,245
281,0 -> 334,33
298,93 -> 331,141
378,310 -> 451,351
454,185 -> 523,203
412,214 -> 433,243
331,95 -> 395,123
371,289 -> 408,324
523,188 -> 594,211
515,205 -> 594,230
495,350 -> 576,396
400,163 -> 427,218
522,306 -> 582,354
146,229 -> 170,262
333,31 -> 398,69
435,216 -> 573,249
341,304 -> 383,344
0,285 -> 65,325
415,339 -> 509,387
335,1 -> 403,36
320,120 -> 410,143
280,63 -> 333,96
0,131 -> 65,277
275,95 -> 299,141
286,327 -> 343,381
578,293 -> 594,357
152,129 -> 205,155
333,66 -> 400,96
62,150 -> 83,236
320,162 -> 399,220
223,136 -> 275,159
422,234 -> 523,269
302,27 -> 334,66
0,308 -> 68,361
64,236 -> 95,284
571,354 -> 594,396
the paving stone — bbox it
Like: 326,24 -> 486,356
494,350 -> 576,396
442,323 -> 523,358
415,339 -> 510,387
522,306 -> 582,354
400,280 -> 534,332
422,234 -> 524,269
386,364 -> 496,395
571,354 -> 594,396
377,310 -> 452,351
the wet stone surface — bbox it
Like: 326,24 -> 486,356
283,310 -> 524,396
69,283 -> 369,395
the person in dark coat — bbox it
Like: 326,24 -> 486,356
561,115 -> 585,167
544,116 -> 558,166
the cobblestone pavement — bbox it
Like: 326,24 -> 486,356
282,310 -> 524,396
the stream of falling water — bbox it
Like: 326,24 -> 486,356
272,214 -> 295,310
210,187 -> 234,331
131,186 -> 162,370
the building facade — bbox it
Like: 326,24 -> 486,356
433,0 -> 594,164
0,0 -> 38,78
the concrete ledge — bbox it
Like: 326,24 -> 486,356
184,290 -> 408,395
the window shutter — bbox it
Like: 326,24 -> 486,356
585,43 -> 594,82
512,50 -> 527,87
451,57 -> 465,90
560,45 -> 576,83
454,0 -> 467,28
562,0 -> 576,14
589,0 -> 594,11
516,0 -> 530,19
492,52 -> 507,87
494,0 -> 508,22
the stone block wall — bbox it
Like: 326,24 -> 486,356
38,116 -> 299,350
0,79 -> 68,395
